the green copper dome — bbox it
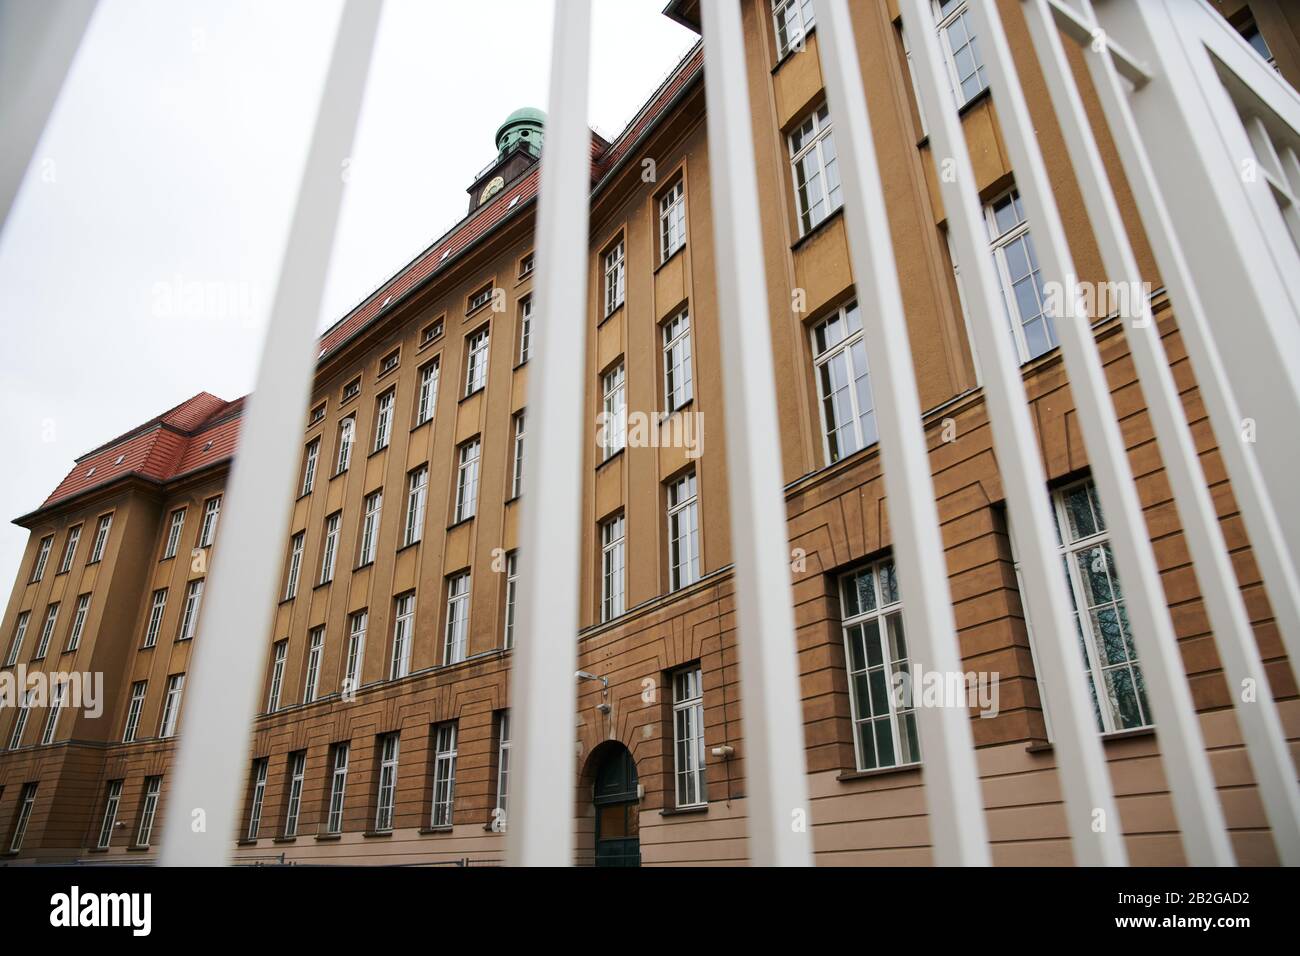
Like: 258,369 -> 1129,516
495,107 -> 546,157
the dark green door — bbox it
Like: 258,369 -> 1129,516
593,746 -> 640,867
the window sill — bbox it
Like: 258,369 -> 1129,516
418,825 -> 454,835
272,836 -> 297,844
512,357 -> 529,372
770,24 -> 816,75
956,85 -> 991,119
313,579 -> 332,591
790,204 -> 844,252
446,517 -> 476,532
1027,726 -> 1155,754
126,845 -> 149,852
837,763 -> 922,783
654,242 -> 686,276
367,445 -> 388,460
599,302 -> 624,329
278,596 -> 295,607
236,838 -> 258,846
410,417 -> 432,434
86,846 -> 110,854
330,469 -> 348,482
595,447 -> 625,473
464,300 -> 493,321
659,804 -> 708,817
459,387 -> 486,405
315,833 -> 342,842
376,364 -> 400,383
363,830 -> 393,839
396,540 -> 420,555
354,560 -> 374,573
660,398 -> 694,422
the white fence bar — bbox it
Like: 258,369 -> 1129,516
158,0 -> 384,866
964,0 -> 1234,864
897,0 -> 1124,866
506,0 -> 591,868
815,0 -> 990,866
1073,0 -> 1300,697
1022,0 -> 1300,867
699,0 -> 814,867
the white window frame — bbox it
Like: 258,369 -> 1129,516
662,308 -> 694,413
374,733 -> 400,832
304,627 -> 324,703
518,296 -> 534,364
66,593 -> 89,652
40,680 -> 66,744
658,180 -> 686,263
455,438 -> 481,522
672,666 -> 707,807
359,491 -> 382,566
177,578 -> 203,642
10,783 -> 37,851
601,514 -> 625,622
415,359 -> 439,426
247,758 -> 268,840
144,589 -> 167,648
444,572 -> 471,665
8,690 -> 35,749
430,722 -> 457,828
284,532 -> 304,600
603,238 -> 625,315
344,611 -> 367,696
839,557 -> 921,772
391,592 -> 415,679
788,102 -> 843,235
511,413 -> 525,499
495,712 -> 511,819
372,389 -> 394,452
5,611 -> 29,667
986,187 -> 1056,363
934,0 -> 988,108
404,467 -> 428,546
771,0 -> 815,59
336,416 -> 355,474
30,535 -> 52,583
163,508 -> 185,560
136,776 -> 161,846
503,551 -> 518,649
123,680 -> 146,743
667,471 -> 700,591
601,363 -> 626,459
326,742 -> 349,834
465,326 -> 490,395
35,603 -> 58,659
88,513 -> 112,564
283,751 -> 306,837
320,513 -> 340,583
810,300 -> 878,464
198,496 -> 221,548
58,525 -> 81,574
158,674 -> 184,738
300,438 -> 320,496
97,780 -> 122,849
267,642 -> 287,713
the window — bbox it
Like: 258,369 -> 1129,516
379,348 -> 400,376
987,188 -> 1055,362
420,318 -> 444,347
467,283 -> 493,313
246,759 -> 268,840
163,508 -> 186,559
789,103 -> 843,235
284,532 -> 304,600
177,579 -> 203,642
159,674 -> 184,737
58,525 -> 81,574
601,514 -> 625,622
465,327 -> 490,395
34,603 -> 58,659
511,413 -> 525,499
391,592 -> 415,679
1017,479 -> 1150,734
495,712 -> 511,819
284,751 -> 306,837
430,722 -> 457,828
811,300 -> 878,463
88,514 -> 113,564
455,439 -> 481,522
97,780 -> 123,849
374,733 -> 400,831
7,691 -> 34,749
30,535 -> 53,583
136,776 -> 162,846
444,573 -> 471,665
672,666 -> 707,806
199,496 -> 221,547
359,491 -> 382,566
341,377 -> 361,403
325,742 -> 349,834
935,0 -> 988,106
404,467 -> 428,546
1240,16 -> 1278,71
10,783 -> 37,852
123,681 -> 147,742
373,390 -> 394,452
320,513 -> 340,583
667,472 -> 700,591
658,180 -> 686,263
143,589 -> 167,648
300,439 -> 320,496
5,611 -> 30,667
503,552 -> 518,649
336,416 -> 355,474
267,641 -> 287,713
309,402 -> 326,427
415,359 -> 439,426
344,611 -> 367,696
304,627 -> 324,703
840,557 -> 921,771
662,309 -> 694,413
66,593 -> 90,652
601,363 -> 626,458
518,296 -> 533,364
41,681 -> 66,744
519,251 -> 534,278
772,0 -> 814,58
603,239 -> 625,315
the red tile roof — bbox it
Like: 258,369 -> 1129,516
30,40 -> 704,519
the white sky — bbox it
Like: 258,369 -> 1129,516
0,0 -> 697,592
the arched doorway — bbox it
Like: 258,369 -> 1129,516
592,744 -> 640,867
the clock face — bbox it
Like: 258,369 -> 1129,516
480,176 -> 505,204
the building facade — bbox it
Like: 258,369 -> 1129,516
2,0 -> 1297,866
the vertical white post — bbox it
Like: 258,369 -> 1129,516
898,0 -> 1124,866
159,0 -> 384,866
815,0 -> 990,866
506,0 -> 591,868
699,0 -> 813,867
964,0 -> 1233,864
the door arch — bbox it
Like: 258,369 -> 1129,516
592,743 -> 640,867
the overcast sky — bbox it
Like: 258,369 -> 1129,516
0,0 -> 697,592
